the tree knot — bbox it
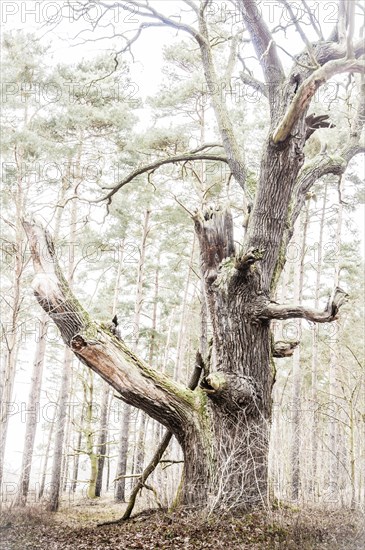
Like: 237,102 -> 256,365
234,247 -> 265,271
71,334 -> 87,352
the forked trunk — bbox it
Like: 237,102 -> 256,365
173,208 -> 274,509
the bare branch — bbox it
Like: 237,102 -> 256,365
101,1 -> 205,43
235,0 -> 284,99
293,80 -> 365,214
239,71 -> 267,98
96,148 -> 228,203
302,0 -> 324,40
260,288 -> 348,323
197,10 -> 248,193
277,0 -> 319,68
272,58 -> 365,143
305,113 -> 336,140
183,0 -> 199,15
238,52 -> 267,97
99,351 -> 204,525
346,0 -> 356,58
338,0 -> 347,43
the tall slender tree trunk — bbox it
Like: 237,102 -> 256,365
84,369 -> 98,499
329,181 -> 343,503
71,403 -> 84,493
46,171 -> 78,511
174,238 -> 195,382
38,396 -> 58,500
310,183 -> 328,498
135,261 -> 160,474
115,209 -> 150,501
16,314 -> 48,505
115,403 -> 130,502
95,382 -> 110,497
0,174 -> 24,488
94,238 -> 125,498
61,392 -> 74,493
290,204 -> 309,501
46,348 -> 73,511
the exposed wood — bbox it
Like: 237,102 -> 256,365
272,58 -> 365,144
23,220 -> 199,434
20,0 -> 364,512
99,352 -> 204,525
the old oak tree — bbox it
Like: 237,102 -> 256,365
24,1 -> 364,510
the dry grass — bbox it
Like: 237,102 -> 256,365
0,500 -> 364,549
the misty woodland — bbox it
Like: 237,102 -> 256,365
1,1 -> 364,548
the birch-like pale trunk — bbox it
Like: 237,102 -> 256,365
310,182 -> 328,498
46,348 -> 72,511
0,169 -> 25,489
71,402 -> 84,493
135,261 -> 160,475
95,382 -> 111,497
16,314 -> 48,505
290,201 -> 309,501
328,183 -> 343,502
38,395 -> 58,500
174,237 -> 195,382
84,369 -> 98,499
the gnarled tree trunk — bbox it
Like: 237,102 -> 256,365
22,0 -> 363,510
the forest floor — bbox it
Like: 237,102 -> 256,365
0,499 -> 364,549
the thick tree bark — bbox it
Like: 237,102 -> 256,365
193,208 -> 274,508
